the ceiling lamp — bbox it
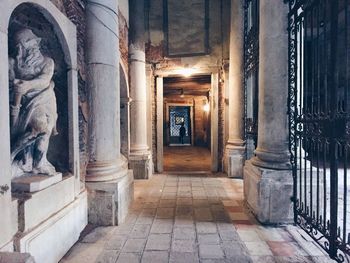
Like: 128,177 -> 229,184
203,103 -> 210,112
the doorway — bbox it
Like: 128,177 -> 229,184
167,105 -> 193,146
158,74 -> 215,172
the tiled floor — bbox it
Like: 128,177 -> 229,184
61,174 -> 335,263
163,146 -> 211,172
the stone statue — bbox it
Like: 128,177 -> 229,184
9,29 -> 58,177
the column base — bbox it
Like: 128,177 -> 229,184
86,170 -> 134,226
86,155 -> 128,182
129,152 -> 152,179
224,144 -> 245,178
243,160 -> 293,224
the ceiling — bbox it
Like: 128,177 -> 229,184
163,75 -> 211,97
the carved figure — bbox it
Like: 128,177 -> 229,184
9,29 -> 58,177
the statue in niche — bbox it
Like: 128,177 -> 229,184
9,28 -> 58,177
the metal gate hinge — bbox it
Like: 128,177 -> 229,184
0,184 -> 9,195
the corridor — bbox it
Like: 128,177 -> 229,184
61,174 -> 331,263
163,147 -> 211,172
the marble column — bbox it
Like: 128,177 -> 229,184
129,0 -> 152,179
85,0 -> 133,225
244,0 -> 293,224
224,0 -> 245,178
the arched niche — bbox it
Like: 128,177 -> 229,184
0,0 -> 82,258
120,62 -> 130,158
0,0 -> 80,188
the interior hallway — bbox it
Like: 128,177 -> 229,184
61,174 -> 333,263
163,146 -> 211,172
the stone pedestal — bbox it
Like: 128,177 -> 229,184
87,170 -> 134,226
13,178 -> 87,263
224,144 -> 245,178
129,153 -> 152,180
11,173 -> 62,193
225,0 -> 245,178
244,161 -> 293,224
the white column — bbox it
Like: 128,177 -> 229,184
85,0 -> 133,226
129,0 -> 152,179
224,0 -> 245,178
244,0 -> 292,224
85,0 -> 127,182
251,0 -> 290,169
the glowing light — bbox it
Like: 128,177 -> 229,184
203,103 -> 210,112
178,68 -> 195,77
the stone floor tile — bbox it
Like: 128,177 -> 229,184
159,199 -> 176,208
193,199 -> 209,207
122,239 -> 146,253
156,207 -> 175,219
104,235 -> 127,250
196,222 -> 217,234
257,227 -> 286,242
95,250 -> 119,263
194,207 -> 213,221
176,198 -> 193,206
251,256 -> 277,263
212,209 -> 231,222
222,201 -> 240,208
199,244 -> 224,259
145,234 -> 171,251
143,202 -> 159,209
114,223 -> 134,235
217,222 -> 240,241
60,243 -> 104,263
81,227 -> 116,244
245,241 -> 273,256
161,192 -> 177,199
116,252 -> 141,263
176,206 -> 193,217
274,255 -> 315,263
141,251 -> 169,263
267,241 -> 296,257
131,224 -> 151,238
229,212 -> 251,221
174,216 -> 195,227
198,233 -> 220,244
150,218 -> 173,234
171,239 -> 197,253
237,229 -> 262,242
226,206 -> 245,213
164,187 -> 178,193
173,227 -> 196,240
221,241 -> 252,260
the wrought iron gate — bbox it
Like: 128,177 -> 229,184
244,0 -> 259,159
288,0 -> 350,261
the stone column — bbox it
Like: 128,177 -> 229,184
85,0 -> 133,226
244,0 -> 292,224
128,0 -> 152,179
224,0 -> 245,178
